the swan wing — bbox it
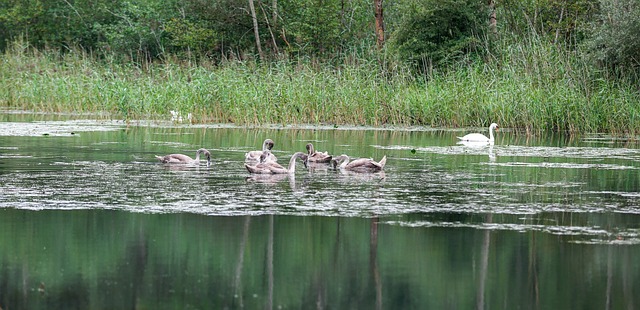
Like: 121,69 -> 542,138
457,133 -> 490,142
246,151 -> 278,162
377,156 -> 387,168
156,154 -> 193,164
346,157 -> 384,172
267,166 -> 289,174
344,158 -> 370,169
245,150 -> 262,161
245,163 -> 274,174
308,152 -> 332,163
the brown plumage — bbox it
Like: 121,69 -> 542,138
155,148 -> 211,167
245,139 -> 278,162
245,151 -> 305,174
305,143 -> 332,163
331,154 -> 386,173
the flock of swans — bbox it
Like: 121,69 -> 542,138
154,123 -> 499,174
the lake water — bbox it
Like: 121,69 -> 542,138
1,112 -> 639,309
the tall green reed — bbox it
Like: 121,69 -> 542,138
1,37 -> 638,134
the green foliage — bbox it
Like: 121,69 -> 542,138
280,0 -> 349,55
0,0 -> 119,51
389,0 -> 487,72
0,0 -> 45,51
500,0 -> 598,44
166,0 -> 257,58
586,0 -> 640,75
164,18 -> 218,58
92,0 -> 169,62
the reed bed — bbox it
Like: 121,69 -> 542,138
1,38 -> 639,134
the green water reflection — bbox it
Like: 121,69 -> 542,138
1,209 -> 638,309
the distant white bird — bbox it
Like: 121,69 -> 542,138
457,123 -> 499,143
170,110 -> 193,123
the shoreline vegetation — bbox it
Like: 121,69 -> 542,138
2,38 -> 639,135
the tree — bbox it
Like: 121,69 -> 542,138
389,0 -> 487,72
587,0 -> 640,74
374,0 -> 384,49
488,0 -> 496,34
248,0 -> 264,60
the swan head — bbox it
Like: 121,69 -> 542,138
197,148 -> 212,166
263,139 -> 275,151
331,154 -> 349,169
490,123 -> 499,131
299,153 -> 310,168
305,143 -> 315,155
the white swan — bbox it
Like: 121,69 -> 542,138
245,151 -> 305,174
457,123 -> 499,143
155,148 -> 211,167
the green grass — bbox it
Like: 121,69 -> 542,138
1,37 -> 639,134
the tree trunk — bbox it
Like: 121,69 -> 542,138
260,2 -> 279,54
272,0 -> 277,28
374,0 -> 385,49
554,6 -> 565,44
488,0 -> 497,34
249,0 -> 264,60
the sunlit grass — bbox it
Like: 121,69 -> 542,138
1,37 -> 639,134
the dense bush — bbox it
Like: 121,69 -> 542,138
500,0 -> 598,44
388,0 -> 487,74
586,0 -> 640,76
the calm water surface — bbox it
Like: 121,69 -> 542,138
1,113 -> 639,309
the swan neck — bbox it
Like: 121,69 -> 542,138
287,153 -> 299,173
489,126 -> 495,141
339,156 -> 349,169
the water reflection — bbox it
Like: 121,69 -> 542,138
476,214 -> 492,310
457,140 -> 497,162
0,210 -> 637,309
304,161 -> 331,173
336,170 -> 386,182
245,173 -> 291,185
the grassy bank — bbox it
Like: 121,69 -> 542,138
1,39 -> 639,134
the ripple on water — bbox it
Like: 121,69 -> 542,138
388,144 -> 640,163
487,161 -> 637,170
0,120 -> 124,136
384,219 -> 640,245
